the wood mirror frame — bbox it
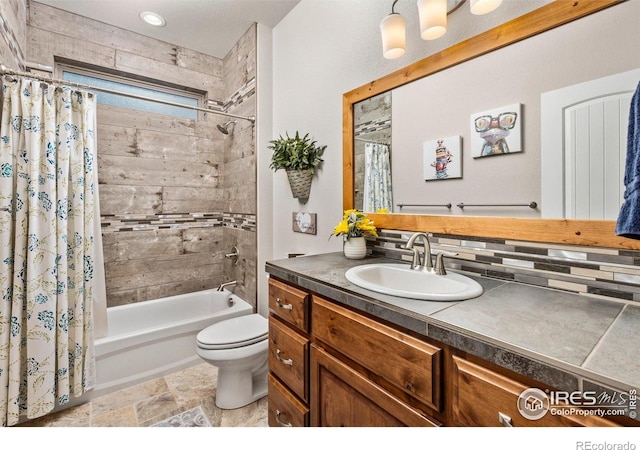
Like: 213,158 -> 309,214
343,0 -> 640,250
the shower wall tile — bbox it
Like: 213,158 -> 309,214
27,2 -> 257,307
223,227 -> 257,310
353,92 -> 392,210
0,0 -> 26,70
102,226 -> 225,308
223,24 -> 256,99
26,26 -> 116,74
27,2 -> 226,119
220,25 -> 257,307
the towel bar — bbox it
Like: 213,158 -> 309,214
397,203 -> 452,209
456,202 -> 537,209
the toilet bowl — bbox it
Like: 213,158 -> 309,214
196,313 -> 268,409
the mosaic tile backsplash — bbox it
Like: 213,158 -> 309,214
370,229 -> 640,304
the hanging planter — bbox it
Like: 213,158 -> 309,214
269,131 -> 326,201
286,169 -> 314,200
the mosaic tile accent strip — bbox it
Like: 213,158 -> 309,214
223,212 -> 256,231
206,77 -> 254,113
206,98 -> 225,111
369,229 -> 640,303
354,116 -> 391,137
224,76 -> 256,111
151,405 -> 212,427
101,212 -> 256,233
0,12 -> 24,70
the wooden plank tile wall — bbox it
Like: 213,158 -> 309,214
0,0 -> 26,70
25,2 -> 257,308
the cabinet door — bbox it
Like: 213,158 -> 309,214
269,316 -> 309,402
268,278 -> 309,332
451,356 -> 619,427
268,373 -> 309,427
312,295 -> 441,411
310,345 -> 439,427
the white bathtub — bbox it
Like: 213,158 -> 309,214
91,288 -> 253,399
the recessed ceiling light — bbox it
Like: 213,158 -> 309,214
139,11 -> 166,27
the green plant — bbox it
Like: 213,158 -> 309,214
268,132 -> 326,174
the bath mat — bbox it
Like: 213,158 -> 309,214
151,405 -> 212,427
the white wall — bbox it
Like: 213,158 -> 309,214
269,0 -> 548,260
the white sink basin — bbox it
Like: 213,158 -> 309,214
344,263 -> 483,301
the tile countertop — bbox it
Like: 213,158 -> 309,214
265,252 -> 640,402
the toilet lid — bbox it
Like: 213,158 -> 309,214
197,314 -> 268,350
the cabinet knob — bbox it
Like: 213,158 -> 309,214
276,348 -> 293,366
276,297 -> 293,310
498,411 -> 513,427
275,409 -> 293,427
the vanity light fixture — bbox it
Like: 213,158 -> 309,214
417,0 -> 448,40
470,0 -> 503,15
381,0 -> 501,59
381,0 -> 407,59
139,11 -> 166,27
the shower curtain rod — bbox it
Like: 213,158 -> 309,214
0,65 -> 256,123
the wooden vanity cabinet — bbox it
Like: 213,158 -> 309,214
268,277 -> 623,428
267,279 -> 310,427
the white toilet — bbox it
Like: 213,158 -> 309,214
196,313 -> 269,409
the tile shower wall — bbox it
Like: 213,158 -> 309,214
25,2 -> 257,308
371,230 -> 640,304
353,92 -> 391,211
0,0 -> 25,70
222,25 -> 257,304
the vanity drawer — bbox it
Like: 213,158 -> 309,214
451,356 -> 619,427
268,278 -> 309,332
268,373 -> 309,427
311,295 -> 442,411
269,316 -> 309,402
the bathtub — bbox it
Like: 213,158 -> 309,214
91,288 -> 253,399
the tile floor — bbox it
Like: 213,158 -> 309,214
17,362 -> 268,427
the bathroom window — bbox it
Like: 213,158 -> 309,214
60,66 -> 201,120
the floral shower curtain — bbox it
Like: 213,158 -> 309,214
0,77 -> 99,426
363,143 -> 393,213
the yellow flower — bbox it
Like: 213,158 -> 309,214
333,219 -> 349,236
330,210 -> 378,239
376,208 -> 388,213
343,209 -> 357,219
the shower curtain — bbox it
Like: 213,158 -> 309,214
363,143 -> 393,212
0,77 -> 101,426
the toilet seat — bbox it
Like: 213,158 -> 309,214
197,314 -> 268,350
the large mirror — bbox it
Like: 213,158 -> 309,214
343,0 -> 640,250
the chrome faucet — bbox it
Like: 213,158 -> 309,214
405,232 -> 433,271
404,232 -> 450,275
217,280 -> 237,291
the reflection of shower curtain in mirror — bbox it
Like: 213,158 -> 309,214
363,143 -> 393,212
0,77 -> 106,426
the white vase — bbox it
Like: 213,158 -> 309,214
343,236 -> 367,260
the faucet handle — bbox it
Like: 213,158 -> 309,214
434,251 -> 458,275
406,247 -> 421,270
